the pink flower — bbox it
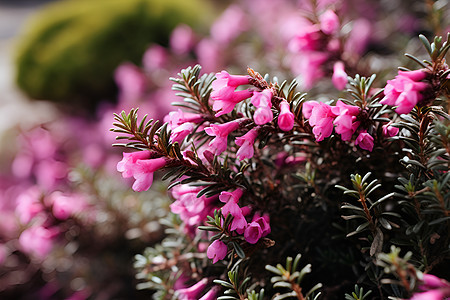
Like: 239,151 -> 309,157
320,10 -> 340,35
196,38 -> 223,73
15,187 -> 43,224
205,120 -> 240,155
420,274 -> 450,290
380,70 -> 429,114
303,101 -> 337,141
165,109 -> 203,129
170,122 -> 194,143
142,44 -> 168,70
207,240 -> 228,263
221,200 -> 248,233
252,213 -> 271,237
289,26 -> 322,52
199,286 -> 220,300
0,244 -> 7,265
170,185 -> 216,229
219,188 -> 244,203
19,226 -> 58,259
177,278 -> 208,300
131,157 -> 167,191
251,90 -> 274,125
382,123 -> 399,137
210,4 -> 247,44
344,18 -> 372,56
236,127 -> 259,160
170,24 -> 195,55
117,151 -> 151,178
114,63 -> 147,104
244,221 -> 263,244
211,71 -> 252,117
48,192 -> 87,220
293,52 -> 329,89
254,106 -> 274,125
410,290 -> 444,300
278,100 -> 295,131
355,131 -> 374,151
251,89 -> 273,107
332,61 -> 348,90
332,100 -> 360,141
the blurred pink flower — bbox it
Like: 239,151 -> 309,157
115,63 -> 147,104
344,18 -> 371,56
19,226 -> 58,259
170,24 -> 195,55
236,127 -> 259,160
355,131 -> 374,151
320,9 -> 340,35
292,52 -> 328,89
332,61 -> 348,90
289,26 -> 322,52
219,189 -> 244,203
199,286 -> 220,300
177,278 -> 208,300
211,4 -> 248,44
207,240 -> 228,264
278,100 -> 295,131
410,290 -> 444,300
143,44 -> 168,70
48,191 -> 87,220
0,243 -> 7,265
15,187 -> 43,224
196,38 -> 223,73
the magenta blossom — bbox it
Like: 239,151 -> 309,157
244,221 -> 263,244
380,70 -> 429,114
19,226 -> 58,259
332,61 -> 348,90
221,200 -> 248,233
331,100 -> 361,141
165,109 -> 203,129
199,286 -> 220,300
219,189 -> 244,203
410,290 -> 444,300
131,157 -> 167,192
15,187 -> 43,224
169,24 -> 195,55
320,9 -> 340,35
211,71 -> 252,117
48,192 -> 87,220
355,131 -> 374,151
252,213 -> 271,237
205,120 -> 240,155
117,151 -> 151,178
382,123 -> 399,137
289,25 -> 322,52
207,240 -> 228,264
236,127 -> 259,160
251,89 -> 273,107
303,101 -> 337,141
278,100 -> 295,131
170,122 -> 194,143
177,278 -> 208,300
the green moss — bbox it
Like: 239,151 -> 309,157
15,0 -> 212,106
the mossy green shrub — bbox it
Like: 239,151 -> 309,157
15,0 -> 211,107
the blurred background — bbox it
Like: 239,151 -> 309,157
0,0 -> 448,299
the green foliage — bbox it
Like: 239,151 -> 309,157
15,0 -> 212,106
344,285 -> 372,300
265,254 -> 322,300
